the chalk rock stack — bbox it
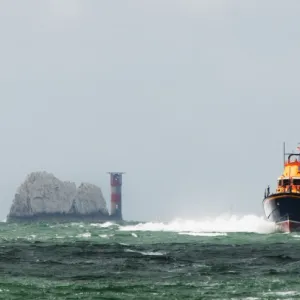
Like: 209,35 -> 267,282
8,171 -> 108,220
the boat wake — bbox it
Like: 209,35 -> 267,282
119,215 -> 276,234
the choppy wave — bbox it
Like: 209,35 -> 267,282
76,232 -> 91,238
90,222 -> 115,228
119,215 -> 276,234
125,249 -> 167,256
178,232 -> 227,237
0,214 -> 298,299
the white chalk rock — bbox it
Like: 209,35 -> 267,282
9,193 -> 32,217
8,171 -> 108,217
73,183 -> 108,215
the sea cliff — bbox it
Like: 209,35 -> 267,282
7,171 -> 110,222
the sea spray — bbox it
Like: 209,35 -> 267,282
118,214 -> 276,234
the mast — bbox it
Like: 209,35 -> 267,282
283,142 -> 286,168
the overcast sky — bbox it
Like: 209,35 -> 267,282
0,0 -> 300,221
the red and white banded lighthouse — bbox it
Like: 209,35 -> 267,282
108,172 -> 124,220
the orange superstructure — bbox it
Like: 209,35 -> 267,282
276,156 -> 300,194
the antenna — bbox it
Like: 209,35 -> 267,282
283,142 -> 286,168
283,143 -> 300,164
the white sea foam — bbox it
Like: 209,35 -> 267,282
119,215 -> 276,234
178,232 -> 227,237
23,234 -> 37,240
55,234 -> 66,239
236,298 -> 260,300
70,223 -> 85,228
263,290 -> 299,296
99,234 -> 114,238
125,249 -> 166,256
99,234 -> 108,238
90,222 -> 115,228
76,232 -> 91,238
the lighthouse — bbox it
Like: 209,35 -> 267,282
108,172 -> 124,220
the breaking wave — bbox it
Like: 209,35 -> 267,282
119,215 -> 276,234
124,249 -> 167,256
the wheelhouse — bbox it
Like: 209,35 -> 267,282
277,177 -> 300,187
277,176 -> 300,193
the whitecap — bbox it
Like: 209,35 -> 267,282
119,242 -> 129,246
125,249 -> 166,256
90,222 -> 115,228
99,234 -> 114,238
119,215 -> 275,234
76,232 -> 91,238
24,234 -> 37,240
178,232 -> 227,237
55,235 -> 65,239
264,290 -> 298,296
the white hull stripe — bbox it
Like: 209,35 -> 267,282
276,220 -> 300,225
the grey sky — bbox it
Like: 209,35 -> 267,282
0,1 -> 300,221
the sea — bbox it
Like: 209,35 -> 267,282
0,215 -> 299,300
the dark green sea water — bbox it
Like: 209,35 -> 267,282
0,216 -> 299,300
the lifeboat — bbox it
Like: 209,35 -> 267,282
263,144 -> 300,232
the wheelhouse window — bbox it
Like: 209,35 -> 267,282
282,179 -> 290,187
278,178 -> 300,186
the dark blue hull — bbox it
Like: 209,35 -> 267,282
263,193 -> 300,232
